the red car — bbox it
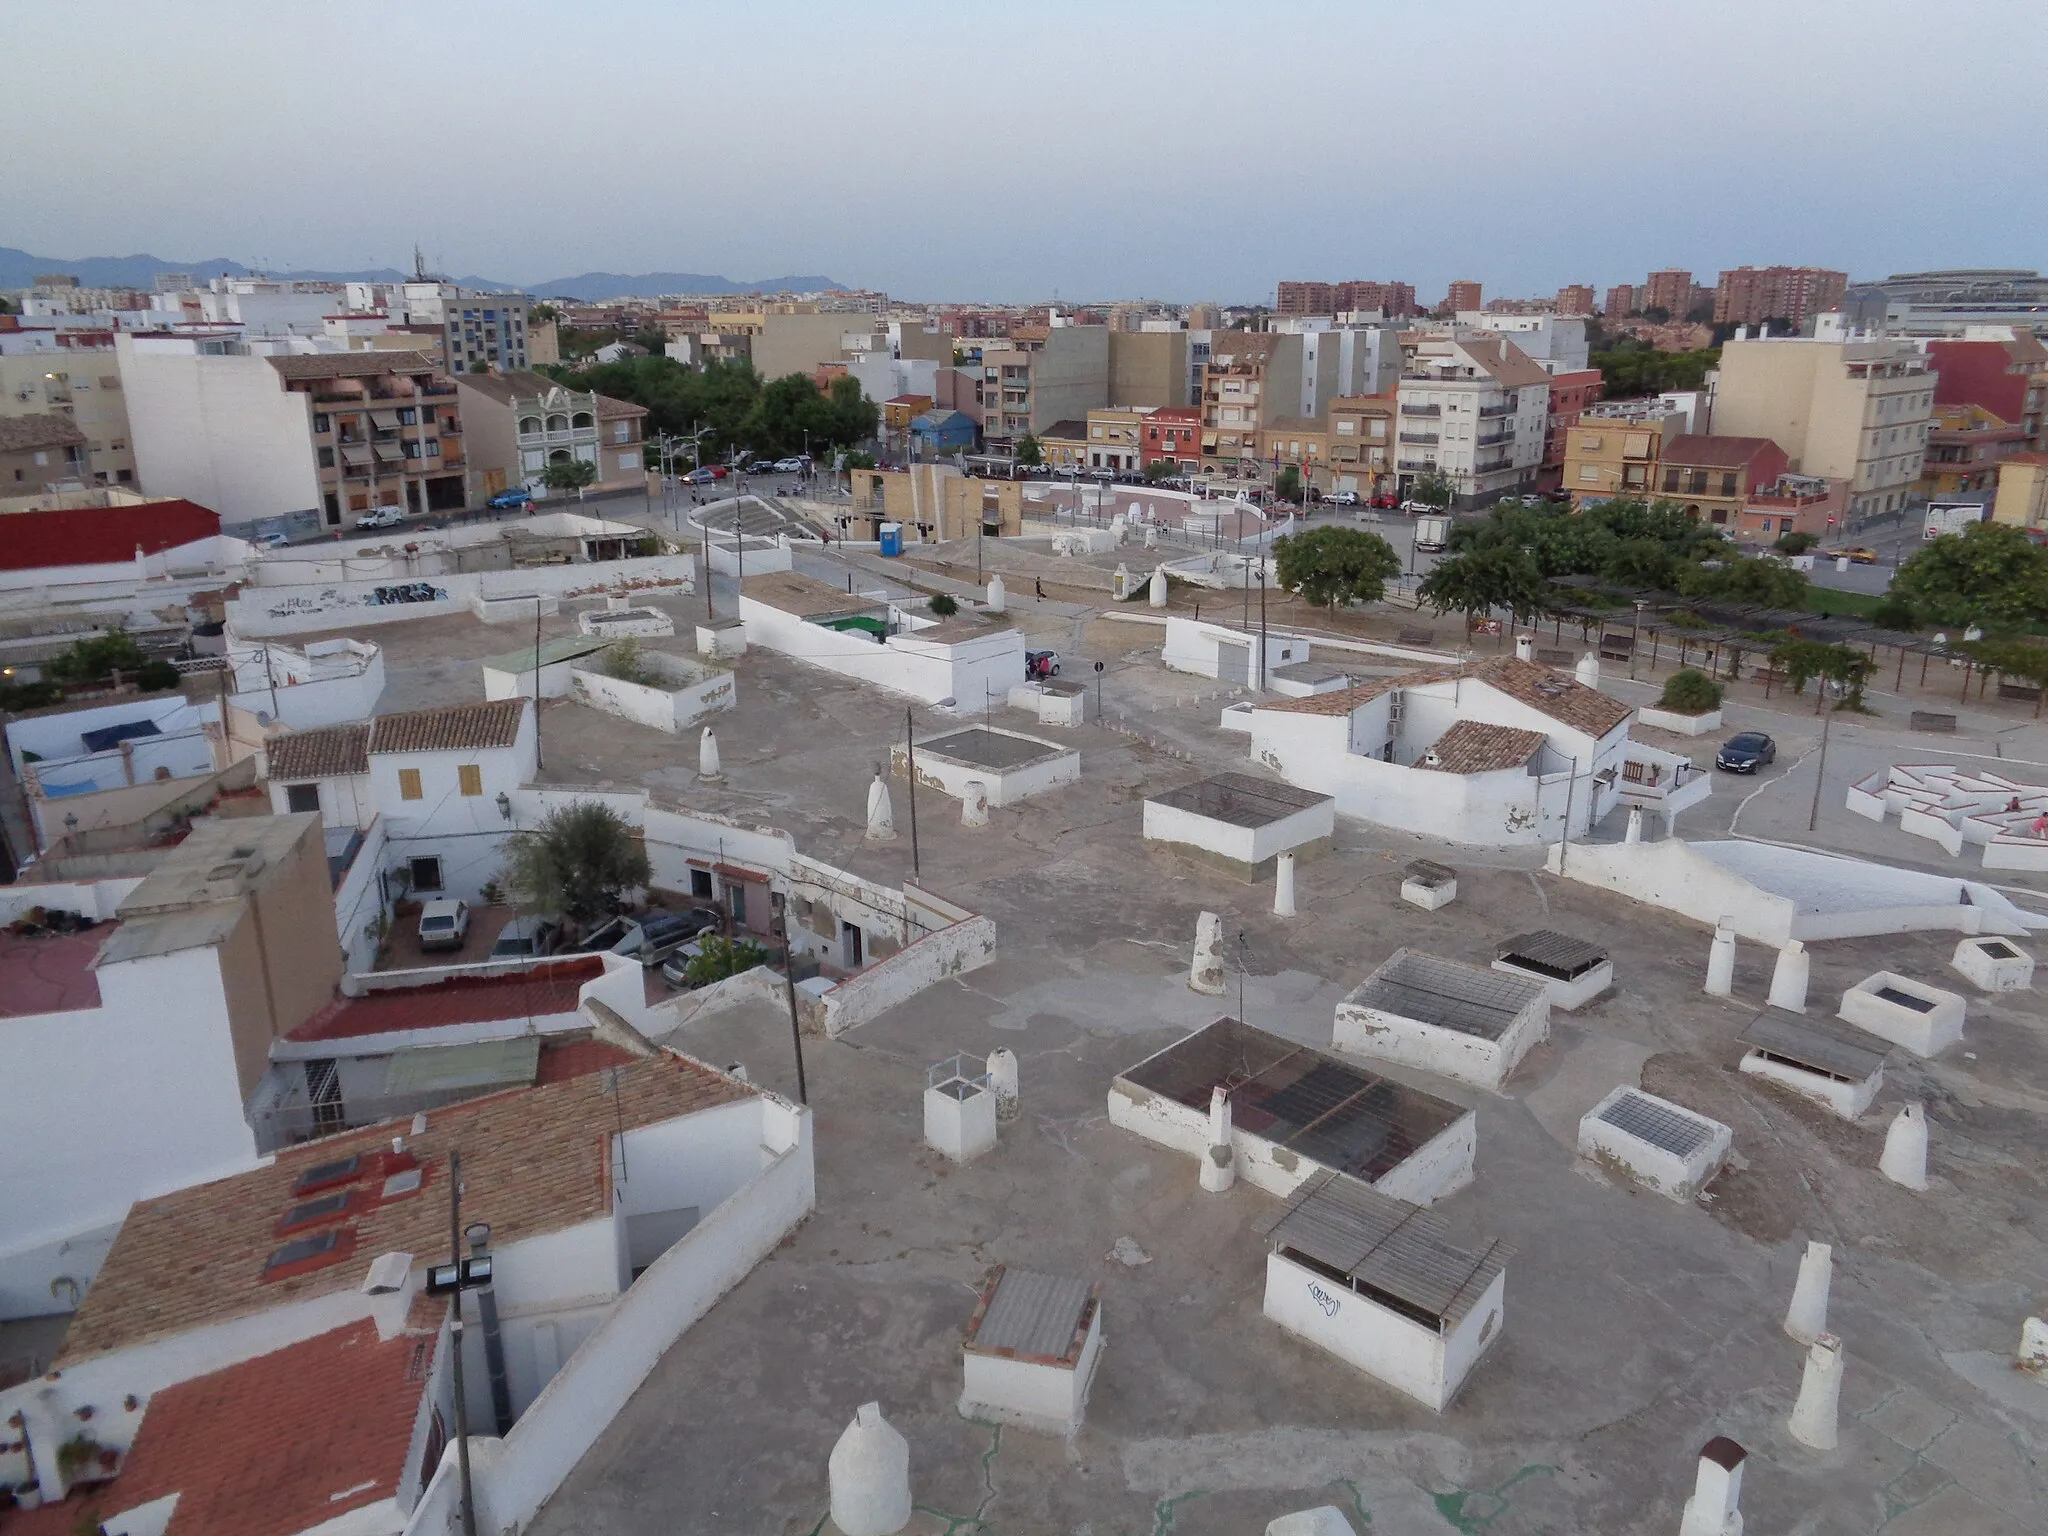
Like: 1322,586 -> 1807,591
1369,493 -> 1398,509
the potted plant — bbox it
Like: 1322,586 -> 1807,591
1640,667 -> 1724,735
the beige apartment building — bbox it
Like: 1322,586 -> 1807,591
1085,407 -> 1148,472
1327,394 -> 1397,495
1712,336 -> 1934,520
978,326 -> 1110,447
1106,329 -> 1190,407
456,370 -> 647,499
1991,452 -> 2048,530
1562,402 -> 1692,505
0,352 -> 137,487
1200,331 -> 1302,472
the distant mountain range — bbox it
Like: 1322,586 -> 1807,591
0,247 -> 846,301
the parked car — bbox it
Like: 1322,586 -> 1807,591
1369,492 -> 1399,509
570,913 -> 644,955
1715,732 -> 1778,774
634,907 -> 722,967
1326,490 -> 1361,507
1397,499 -> 1439,515
254,530 -> 289,548
1839,546 -> 1879,564
1025,649 -> 1060,680
486,487 -> 533,511
417,898 -> 471,952
356,505 -> 403,529
772,456 -> 809,473
488,915 -> 560,959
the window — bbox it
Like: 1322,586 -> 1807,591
691,868 -> 714,900
285,783 -> 321,813
1720,472 -> 1738,496
409,856 -> 443,892
312,413 -> 330,434
619,452 -> 636,472
318,447 -> 335,468
613,422 -> 630,443
457,764 -> 483,797
398,407 -> 417,425
1579,465 -> 1600,483
398,767 -> 423,800
728,880 -> 747,925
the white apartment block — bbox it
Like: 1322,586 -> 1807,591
1394,335 -> 1551,505
1452,312 -> 1591,373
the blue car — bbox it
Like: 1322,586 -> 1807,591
487,487 -> 533,510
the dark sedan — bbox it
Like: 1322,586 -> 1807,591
1716,731 -> 1777,773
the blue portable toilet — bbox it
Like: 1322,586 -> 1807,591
878,521 -> 903,556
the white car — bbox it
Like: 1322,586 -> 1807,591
1325,490 -> 1361,507
356,505 -> 403,529
772,456 -> 808,473
416,898 -> 471,952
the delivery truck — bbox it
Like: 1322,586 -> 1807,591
1413,513 -> 1453,553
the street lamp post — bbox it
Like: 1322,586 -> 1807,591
1630,600 -> 1647,681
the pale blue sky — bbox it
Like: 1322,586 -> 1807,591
4,0 -> 2043,303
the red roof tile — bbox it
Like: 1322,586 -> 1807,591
1418,719 -> 1546,774
535,1037 -> 639,1084
6,1322 -> 433,1536
0,499 -> 220,573
288,957 -> 605,1042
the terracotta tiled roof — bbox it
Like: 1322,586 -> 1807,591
1453,335 -> 1552,390
266,721 -> 371,781
595,392 -> 646,420
287,957 -> 605,1042
265,351 -> 437,382
1468,655 -> 1632,736
24,1321 -> 435,1536
1418,718 -> 1546,774
369,698 -> 527,755
59,1053 -> 756,1363
1256,668 -> 1455,716
0,413 -> 88,453
1660,434 -> 1785,468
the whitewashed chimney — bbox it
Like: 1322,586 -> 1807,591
1788,1333 -> 1844,1449
1677,1436 -> 1747,1536
1189,912 -> 1226,995
828,1402 -> 911,1536
1783,1240 -> 1831,1344
698,726 -> 722,780
1273,851 -> 1297,917
1879,1103 -> 1928,1190
1705,918 -> 1737,997
865,770 -> 896,841
1768,940 -> 1810,1013
987,1048 -> 1018,1123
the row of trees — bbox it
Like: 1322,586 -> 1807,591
1587,339 -> 1720,397
538,356 -> 879,463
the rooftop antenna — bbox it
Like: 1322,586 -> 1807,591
413,244 -> 428,282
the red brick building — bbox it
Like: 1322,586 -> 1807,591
1541,369 -> 1604,490
1925,335 -> 2048,448
1554,285 -> 1596,317
1712,266 -> 1848,328
1444,280 -> 1482,314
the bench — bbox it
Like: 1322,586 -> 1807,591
1397,628 -> 1435,647
1536,648 -> 1576,667
1909,711 -> 1958,733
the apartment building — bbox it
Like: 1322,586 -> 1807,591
1741,473 -> 1850,543
1260,418 -> 1333,491
1711,335 -> 1934,520
1085,407 -> 1149,472
1107,329 -> 1190,407
1554,285 -> 1595,316
1643,269 -> 1694,316
1277,281 -> 1336,316
1140,405 -> 1203,473
1562,401 -> 1692,505
1712,266 -> 1849,328
1604,284 -> 1637,318
0,352 -> 135,486
440,290 -> 531,374
1394,335 -> 1549,505
1655,435 -> 1791,526
1443,281 -> 1482,314
1542,369 -> 1604,490
0,413 -> 88,493
1925,334 -> 2048,449
1919,403 -> 2025,498
1277,280 -> 1418,319
1451,313 -> 1591,373
116,335 -> 465,524
977,325 -> 1110,448
1199,331 -> 1302,473
457,370 -> 648,499
1991,452 -> 2048,530
1327,394 -> 1397,497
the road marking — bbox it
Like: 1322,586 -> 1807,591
1726,754 -> 1813,835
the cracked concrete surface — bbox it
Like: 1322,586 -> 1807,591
296,592 -> 2048,1534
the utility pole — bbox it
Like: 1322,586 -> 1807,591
1258,557 -> 1269,691
448,1148 -> 479,1536
1807,704 -> 1833,832
905,706 -> 921,880
775,909 -> 809,1103
532,597 -> 544,771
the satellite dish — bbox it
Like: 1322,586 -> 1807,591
255,710 -> 273,726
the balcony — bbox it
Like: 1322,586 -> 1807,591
1398,431 -> 1439,445
1476,429 -> 1514,447
1475,455 -> 1515,473
1399,404 -> 1441,418
1397,458 -> 1439,472
1477,402 -> 1514,419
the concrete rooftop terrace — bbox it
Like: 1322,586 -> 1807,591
263,588 -> 2048,1534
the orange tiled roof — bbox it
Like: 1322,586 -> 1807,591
1466,655 -> 1632,737
1418,719 -> 1546,774
368,698 -> 526,755
59,1054 -> 754,1363
1257,668 -> 1454,716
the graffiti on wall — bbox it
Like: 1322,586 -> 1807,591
368,582 -> 448,606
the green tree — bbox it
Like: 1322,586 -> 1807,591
1143,459 -> 1178,482
1417,545 -> 1551,629
928,592 -> 959,617
1677,552 -> 1810,609
1588,343 -> 1720,396
46,630 -> 149,685
1890,521 -> 2048,630
540,458 -> 599,496
500,802 -> 650,928
1410,470 -> 1455,509
1771,638 -> 1876,710
530,302 -> 559,323
1272,526 -> 1402,609
1870,597 -> 1918,632
1599,537 -> 1678,591
1014,434 -> 1043,467
631,327 -> 669,356
1275,464 -> 1303,502
684,934 -> 771,988
1774,530 -> 1819,556
1657,668 -> 1723,714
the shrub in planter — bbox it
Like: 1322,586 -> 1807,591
1658,667 -> 1723,714
928,592 -> 959,618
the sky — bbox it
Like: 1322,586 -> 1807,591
5,0 -> 2045,305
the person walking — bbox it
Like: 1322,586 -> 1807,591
1034,577 -> 1044,600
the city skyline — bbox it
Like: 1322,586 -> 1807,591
4,0 -> 2043,304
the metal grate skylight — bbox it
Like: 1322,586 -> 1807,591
1594,1090 -> 1715,1159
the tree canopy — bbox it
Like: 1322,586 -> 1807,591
537,357 -> 877,462
1889,522 -> 2048,631
1588,340 -> 1720,396
1410,471 -> 1455,509
499,802 -> 650,928
1272,526 -> 1402,609
539,458 -> 599,494
1417,544 -> 1550,627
